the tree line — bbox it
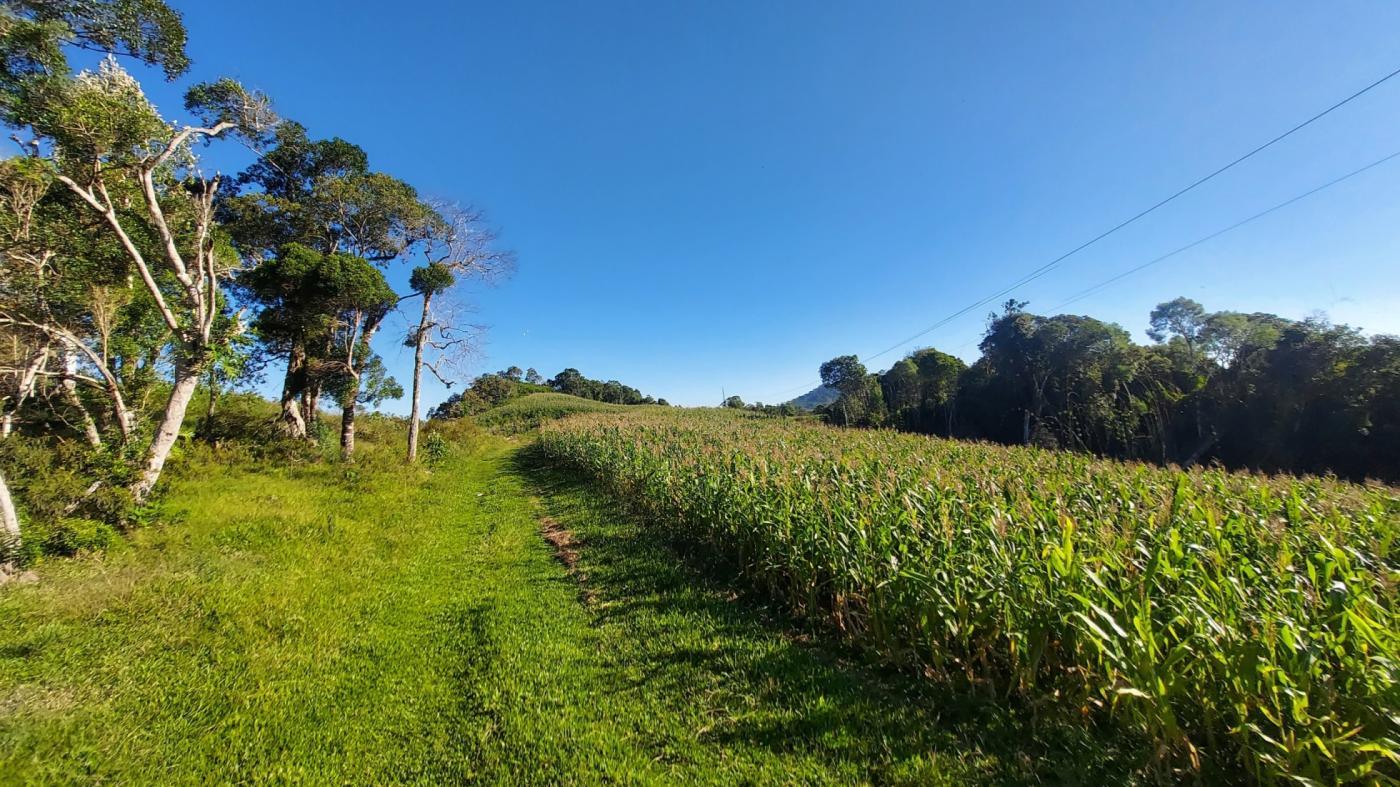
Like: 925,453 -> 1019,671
430,366 -> 667,419
0,1 -> 509,563
810,298 -> 1399,482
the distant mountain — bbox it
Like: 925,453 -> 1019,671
787,385 -> 838,410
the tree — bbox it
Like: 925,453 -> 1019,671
1147,297 -> 1208,352
222,123 -> 442,438
315,252 -> 398,458
240,243 -> 335,436
879,347 -> 965,435
402,207 -> 511,462
548,367 -> 589,397
819,354 -> 869,425
0,0 -> 189,130
524,367 -> 542,385
404,261 -> 454,462
0,155 -> 141,446
471,373 -> 516,407
722,395 -> 744,408
9,54 -> 275,500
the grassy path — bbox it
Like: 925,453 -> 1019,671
1,434 -> 1122,784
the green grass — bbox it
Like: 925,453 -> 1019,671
0,414 -> 1125,783
474,392 -> 646,434
539,407 -> 1400,783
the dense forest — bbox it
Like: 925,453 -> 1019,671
0,0 -> 509,562
804,298 -> 1400,481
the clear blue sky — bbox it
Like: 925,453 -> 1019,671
143,1 -> 1400,409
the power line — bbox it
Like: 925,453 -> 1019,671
1048,148 -> 1400,311
760,64 -> 1400,401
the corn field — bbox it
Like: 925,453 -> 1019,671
538,409 -> 1400,783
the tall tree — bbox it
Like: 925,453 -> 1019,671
402,207 -> 510,462
819,354 -> 870,426
1147,297 -> 1208,352
404,261 -> 454,462
7,54 -> 274,500
222,124 -> 440,438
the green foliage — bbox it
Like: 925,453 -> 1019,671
30,515 -> 116,556
420,429 -> 448,464
430,373 -> 578,423
0,433 -> 136,519
28,56 -> 166,164
819,355 -> 884,426
0,0 -> 188,131
545,366 -> 656,404
409,260 -> 454,296
182,77 -> 275,140
539,408 -> 1400,783
323,354 -> 401,409
830,300 -> 1400,482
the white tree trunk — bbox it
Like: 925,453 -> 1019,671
2,343 -> 48,439
132,364 -> 201,502
60,343 -> 102,448
406,294 -> 431,463
340,397 -> 357,459
0,468 -> 19,565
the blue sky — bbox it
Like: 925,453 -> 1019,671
137,1 -> 1400,409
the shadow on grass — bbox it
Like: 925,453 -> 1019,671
510,445 -> 1145,784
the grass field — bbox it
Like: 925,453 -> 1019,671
474,392 -> 639,434
0,411 -> 1132,783
539,408 -> 1400,783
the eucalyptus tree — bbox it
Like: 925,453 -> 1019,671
0,154 -> 145,446
0,0 -> 274,505
0,0 -> 201,549
30,65 -> 273,499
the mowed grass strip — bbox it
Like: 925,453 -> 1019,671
1,427 -> 515,783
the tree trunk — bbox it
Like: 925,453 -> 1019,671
3,342 -> 48,439
60,343 -> 102,448
201,366 -> 220,443
132,362 -> 201,502
406,294 -> 432,463
303,380 -> 322,434
279,342 -> 308,438
340,396 -> 357,459
0,467 -> 19,566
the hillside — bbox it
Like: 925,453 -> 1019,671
786,385 -> 839,410
473,392 -> 635,433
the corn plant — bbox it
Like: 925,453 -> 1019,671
539,409 -> 1400,783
